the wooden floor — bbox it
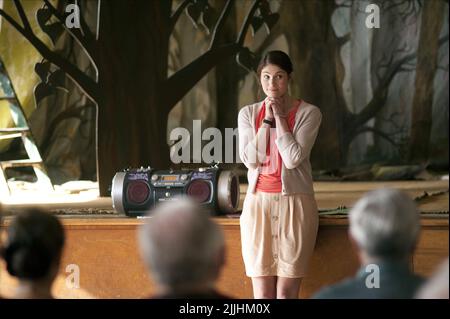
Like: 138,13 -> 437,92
0,180 -> 448,298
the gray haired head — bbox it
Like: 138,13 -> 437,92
138,197 -> 225,289
349,188 -> 420,260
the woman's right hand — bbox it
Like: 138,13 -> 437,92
264,97 -> 275,120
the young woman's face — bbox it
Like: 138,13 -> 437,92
260,64 -> 290,98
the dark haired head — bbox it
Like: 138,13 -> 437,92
257,50 -> 293,76
2,209 -> 65,280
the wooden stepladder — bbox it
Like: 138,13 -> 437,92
0,58 -> 53,198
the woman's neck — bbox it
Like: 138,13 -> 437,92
280,94 -> 295,113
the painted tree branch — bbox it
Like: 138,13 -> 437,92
354,33 -> 448,130
43,0 -> 98,74
383,0 -> 421,22
165,0 -> 269,109
209,0 -> 233,49
41,104 -> 92,152
44,0 -> 94,44
337,32 -> 351,47
170,0 -> 193,31
236,0 -> 261,46
70,0 -> 95,41
355,126 -> 400,147
13,0 -> 32,32
0,8 -> 26,35
0,7 -> 98,103
164,43 -> 241,109
254,17 -> 282,55
352,51 -> 416,128
336,0 -> 352,8
233,19 -> 282,83
380,112 -> 405,132
438,34 -> 449,46
232,19 -> 282,83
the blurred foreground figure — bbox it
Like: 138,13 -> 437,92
314,188 -> 424,299
416,258 -> 449,299
138,197 -> 229,298
2,209 -> 65,299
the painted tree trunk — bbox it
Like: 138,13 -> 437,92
280,0 -> 348,169
95,0 -> 171,195
215,4 -> 239,159
408,0 -> 445,163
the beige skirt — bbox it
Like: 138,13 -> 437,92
240,191 -> 319,278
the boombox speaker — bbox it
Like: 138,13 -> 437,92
111,166 -> 240,217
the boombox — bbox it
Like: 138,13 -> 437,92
111,166 -> 240,217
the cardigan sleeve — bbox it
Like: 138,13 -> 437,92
275,106 -> 322,169
238,106 -> 267,170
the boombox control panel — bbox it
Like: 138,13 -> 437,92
151,173 -> 191,187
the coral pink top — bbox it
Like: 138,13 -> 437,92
255,101 -> 300,193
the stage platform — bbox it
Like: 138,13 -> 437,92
0,180 -> 448,298
1,180 -> 449,213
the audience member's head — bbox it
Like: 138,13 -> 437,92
349,188 -> 420,264
138,197 -> 226,298
313,188 -> 424,299
416,258 -> 449,299
2,208 -> 65,299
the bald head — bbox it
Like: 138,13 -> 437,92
138,198 -> 225,290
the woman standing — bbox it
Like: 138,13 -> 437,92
238,50 -> 322,299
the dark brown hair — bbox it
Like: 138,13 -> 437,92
257,50 -> 293,76
2,208 -> 65,280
